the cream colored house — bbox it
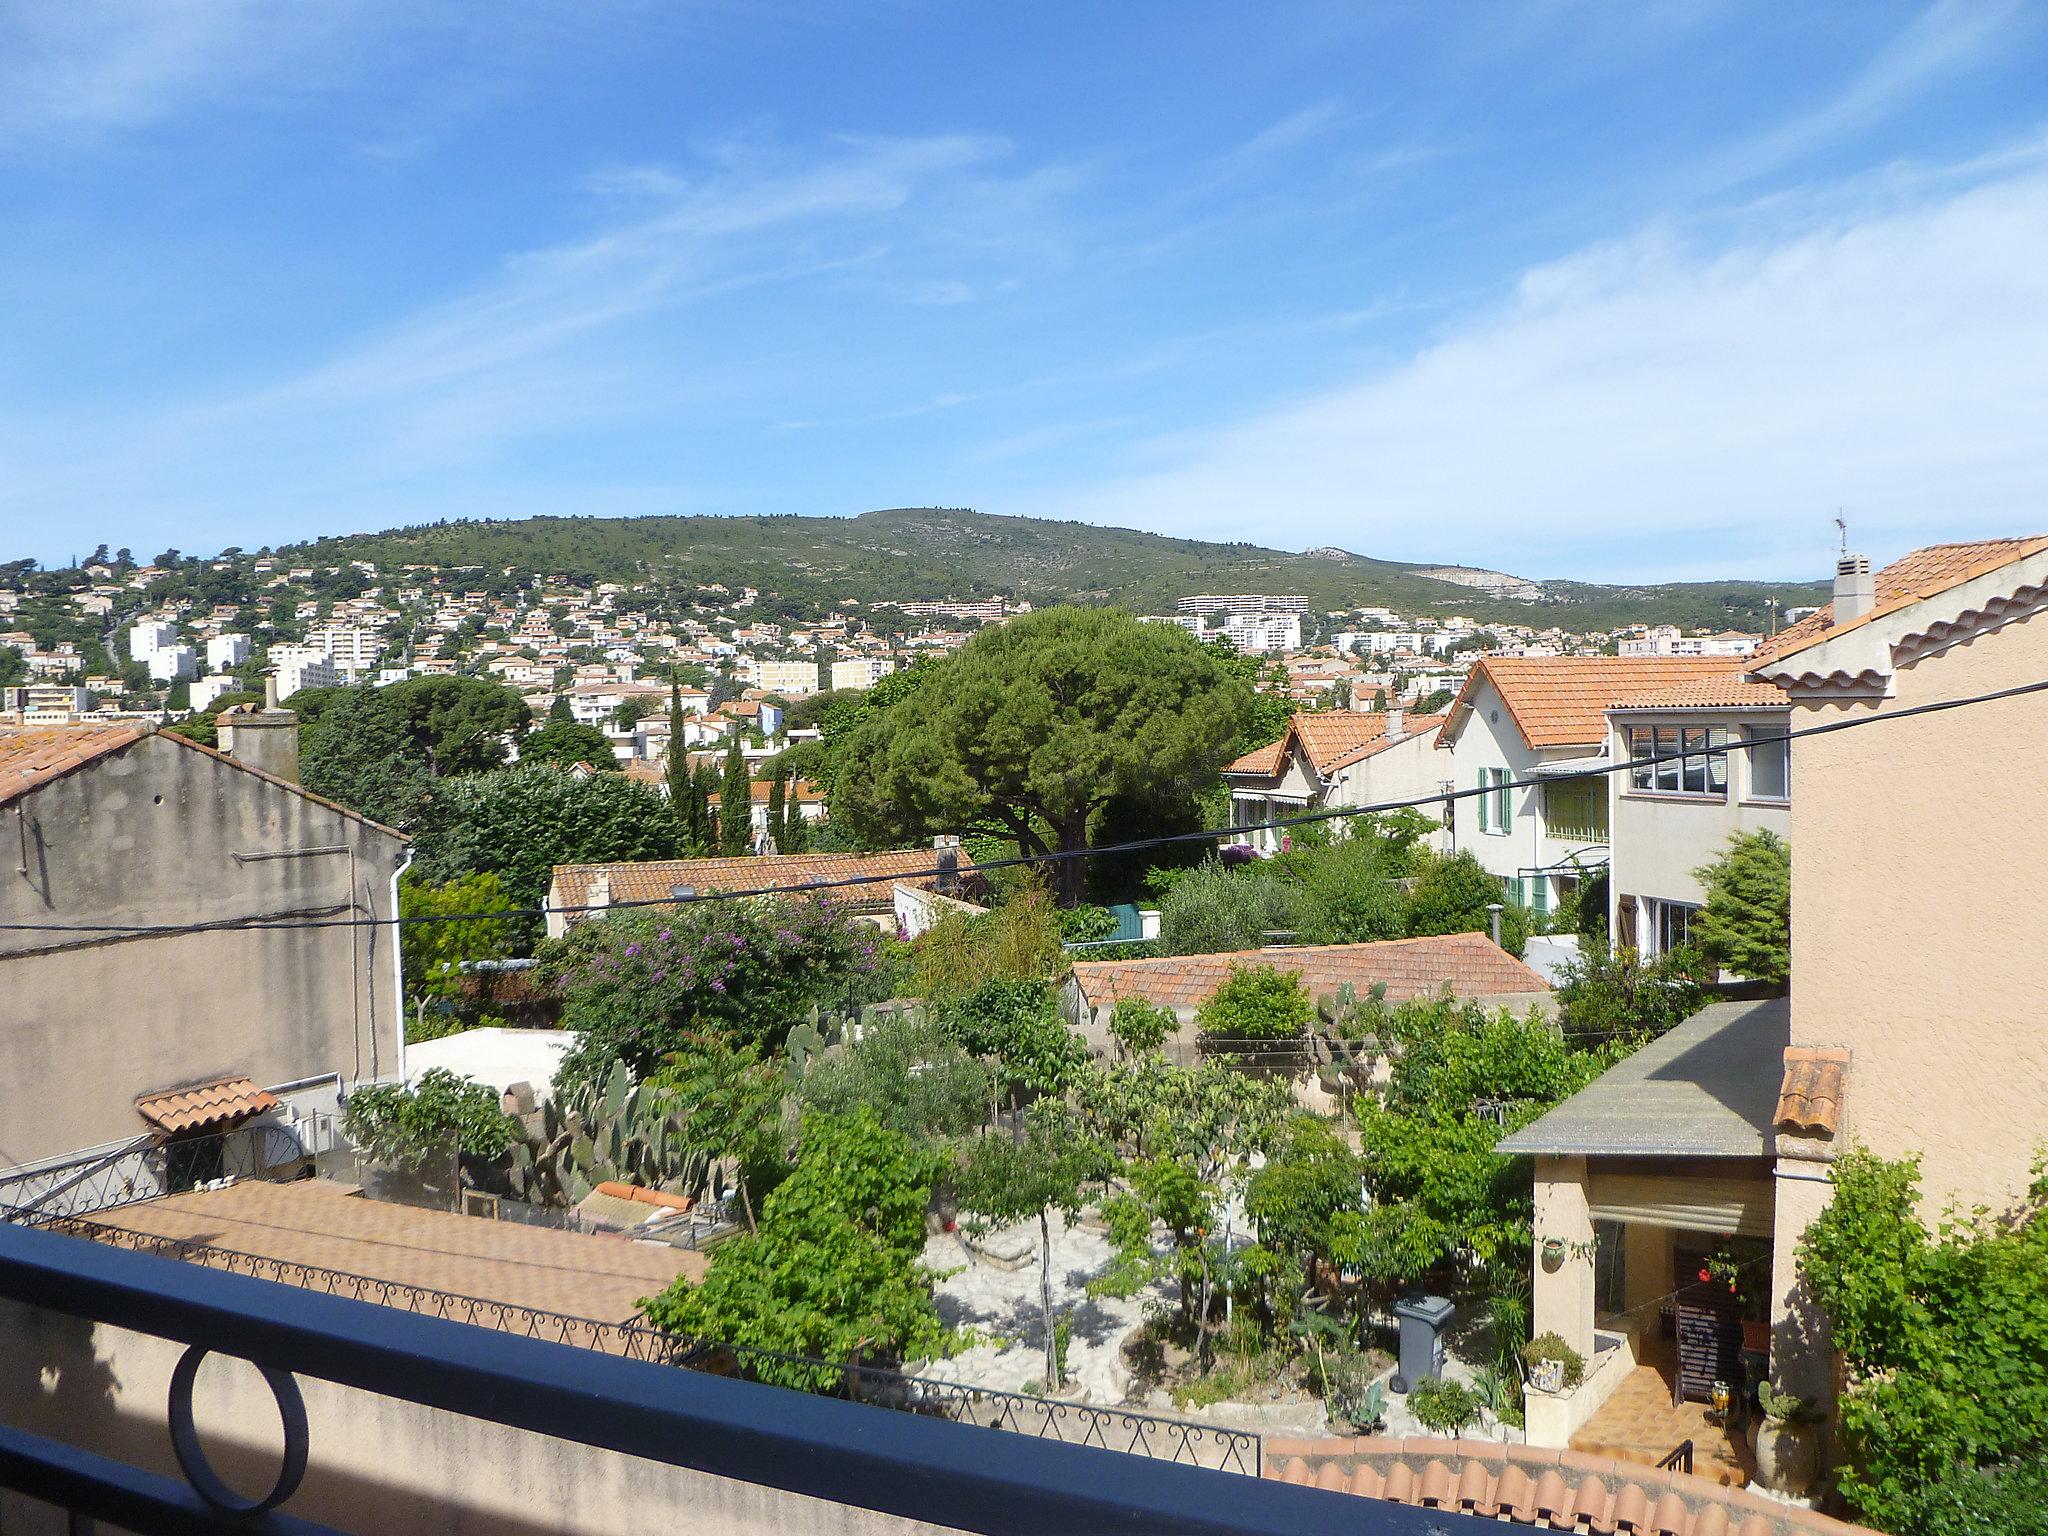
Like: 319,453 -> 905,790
1219,708 -> 1446,854
1501,535 -> 2048,1477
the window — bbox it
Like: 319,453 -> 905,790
1544,779 -> 1607,842
1628,725 -> 1728,798
1479,767 -> 1512,833
1522,874 -> 1549,916
1745,724 -> 1790,800
1657,900 -> 1700,954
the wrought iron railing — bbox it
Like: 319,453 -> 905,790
23,1207 -> 1263,1477
0,1218 -> 1487,1535
0,1119 -> 335,1221
1657,1439 -> 1695,1474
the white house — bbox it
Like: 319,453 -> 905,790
1220,709 -> 1448,855
1433,657 -> 1743,920
1604,676 -> 1792,958
206,633 -> 251,671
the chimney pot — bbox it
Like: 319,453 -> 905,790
1386,705 -> 1404,738
933,834 -> 960,896
1833,554 -> 1876,625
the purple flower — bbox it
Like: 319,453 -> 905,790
659,929 -> 672,942
624,943 -> 641,958
710,978 -> 726,993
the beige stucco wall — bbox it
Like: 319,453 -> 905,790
0,733 -> 407,1167
0,1300 -> 964,1536
1789,609 -> 2048,1217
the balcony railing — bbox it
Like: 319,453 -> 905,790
0,1218 -> 1488,1534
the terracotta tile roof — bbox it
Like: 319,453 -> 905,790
1222,712 -> 1447,780
0,724 -> 147,808
1261,1436 -> 1882,1536
135,1076 -> 279,1135
1438,658 -> 1747,750
552,846 -> 968,916
1071,932 -> 1549,1013
706,778 -> 826,807
1607,679 -> 1790,711
1753,536 -> 2048,666
1776,1047 -> 1849,1136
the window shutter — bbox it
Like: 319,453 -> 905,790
1478,770 -> 1491,832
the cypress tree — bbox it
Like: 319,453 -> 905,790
719,733 -> 750,855
665,671 -> 689,835
765,767 -> 787,855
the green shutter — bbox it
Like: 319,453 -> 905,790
1478,770 -> 1491,832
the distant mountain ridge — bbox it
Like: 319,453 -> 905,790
287,506 -> 1824,631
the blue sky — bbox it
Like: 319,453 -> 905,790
3,2 -> 2046,580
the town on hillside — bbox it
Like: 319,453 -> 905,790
3,528 -> 2043,1536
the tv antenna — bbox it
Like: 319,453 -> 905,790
1834,510 -> 1849,556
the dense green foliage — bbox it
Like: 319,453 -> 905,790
296,676 -> 533,828
831,608 -> 1249,902
284,507 -> 1825,631
518,715 -> 618,770
1407,1376 -> 1481,1435
1691,829 -> 1791,985
935,977 -> 1088,1110
1107,996 -> 1181,1057
797,1010 -> 994,1142
1157,859 -> 1301,953
1798,1150 -> 2048,1533
1551,945 -> 1706,1042
899,888 -> 1064,997
1404,850 -> 1531,958
1195,963 -> 1314,1041
650,1032 -> 788,1231
639,1109 -> 946,1388
341,1069 -> 518,1171
543,901 -> 883,1080
397,870 -> 518,1018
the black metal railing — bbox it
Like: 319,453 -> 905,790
0,1119 -> 334,1221
0,1219 -> 1488,1535
25,1207 -> 1263,1476
1657,1439 -> 1694,1474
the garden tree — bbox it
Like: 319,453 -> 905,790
410,763 -> 681,915
383,674 -> 532,776
545,900 -> 883,1082
956,1103 -> 1115,1391
651,1032 -> 788,1232
1355,999 -> 1617,1287
1244,1115 -> 1368,1332
902,887 -> 1064,998
832,608 -> 1250,904
1107,996 -> 1180,1058
687,758 -> 720,854
1157,859 -> 1300,955
518,715 -> 617,770
297,684 -> 440,829
1552,945 -> 1705,1043
1195,963 -> 1314,1046
1289,834 -> 1407,945
1404,850 -> 1531,957
719,734 -> 751,854
1797,1150 -> 2048,1534
548,694 -> 573,721
0,646 -> 26,687
1691,830 -> 1791,985
796,1010 -> 993,1144
640,1109 -> 946,1391
396,870 -> 518,1020
935,977 -> 1087,1124
341,1069 -> 518,1177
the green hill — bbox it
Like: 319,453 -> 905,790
287,507 -> 1824,631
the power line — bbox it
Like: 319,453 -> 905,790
4,674 -> 2045,940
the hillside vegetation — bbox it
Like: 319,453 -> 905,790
286,506 -> 1823,630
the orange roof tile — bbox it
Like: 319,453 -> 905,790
1754,536 -> 2048,666
1607,678 -> 1790,711
552,846 -> 970,916
1260,1436 -> 1882,1536
1776,1047 -> 1849,1136
0,724 -> 148,807
1071,932 -> 1549,1013
1222,712 -> 1446,781
1437,658 -> 1747,749
135,1076 -> 279,1135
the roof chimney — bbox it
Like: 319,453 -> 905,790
1385,705 -> 1404,739
215,682 -> 300,784
1833,554 -> 1875,625
933,834 -> 960,897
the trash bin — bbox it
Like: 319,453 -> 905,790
1392,1293 -> 1455,1394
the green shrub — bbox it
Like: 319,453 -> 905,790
1158,859 -> 1299,954
1107,996 -> 1181,1056
1404,850 -> 1530,957
1406,1376 -> 1480,1435
1195,963 -> 1312,1041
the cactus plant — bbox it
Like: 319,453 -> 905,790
502,1059 -> 712,1209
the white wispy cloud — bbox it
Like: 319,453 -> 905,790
1029,152 -> 2048,579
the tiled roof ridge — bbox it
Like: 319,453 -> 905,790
1070,933 -> 1552,1010
1072,930 -> 1512,974
1775,1046 -> 1850,1136
1261,1435 -> 1881,1536
1437,657 -> 1747,751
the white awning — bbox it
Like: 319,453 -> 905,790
1526,755 -> 1610,779
1589,1171 -> 1773,1238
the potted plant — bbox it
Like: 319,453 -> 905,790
1521,1332 -> 1586,1396
1753,1381 -> 1824,1497
1704,1246 -> 1771,1353
1539,1235 -> 1567,1268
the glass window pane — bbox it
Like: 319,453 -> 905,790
1630,728 -> 1653,790
1746,726 -> 1788,798
1706,728 -> 1729,793
1681,728 -> 1707,794
1655,727 -> 1680,791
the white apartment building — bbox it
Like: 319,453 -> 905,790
308,625 -> 382,677
2,685 -> 93,721
830,656 -> 897,691
1434,656 -> 1745,918
1176,594 -> 1306,619
188,675 -> 241,712
127,621 -> 176,660
206,633 -> 251,672
1604,677 -> 1791,959
896,598 -> 1008,623
1217,612 -> 1302,654
271,645 -> 339,701
145,646 -> 197,683
1618,626 -> 1760,659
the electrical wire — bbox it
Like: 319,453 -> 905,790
3,673 -> 2044,940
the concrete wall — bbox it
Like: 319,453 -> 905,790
0,1300 -> 962,1536
1789,609 -> 2048,1217
0,732 -> 407,1167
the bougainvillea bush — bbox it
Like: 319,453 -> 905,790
543,897 -> 884,1083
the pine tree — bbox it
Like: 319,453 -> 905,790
719,733 -> 751,855
1690,830 -> 1790,985
549,693 -> 573,722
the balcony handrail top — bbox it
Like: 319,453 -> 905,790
0,1220 -> 1476,1535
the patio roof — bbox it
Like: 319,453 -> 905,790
1498,997 -> 1788,1159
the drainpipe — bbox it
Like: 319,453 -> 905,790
390,846 -> 415,1087
1485,902 -> 1504,948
